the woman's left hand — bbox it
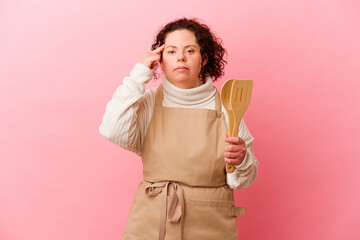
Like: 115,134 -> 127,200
224,132 -> 246,166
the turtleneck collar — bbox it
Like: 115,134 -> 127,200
162,75 -> 217,107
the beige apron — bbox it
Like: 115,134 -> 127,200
123,85 -> 245,240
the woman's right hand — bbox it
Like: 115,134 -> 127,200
140,44 -> 165,70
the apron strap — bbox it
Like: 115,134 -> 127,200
155,84 -> 164,107
145,181 -> 185,240
231,206 -> 246,216
214,89 -> 222,113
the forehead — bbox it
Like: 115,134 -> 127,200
164,29 -> 200,47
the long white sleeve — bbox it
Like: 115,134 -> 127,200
225,115 -> 259,190
99,63 -> 156,155
99,63 -> 258,189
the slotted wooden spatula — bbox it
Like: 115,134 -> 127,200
230,79 -> 253,139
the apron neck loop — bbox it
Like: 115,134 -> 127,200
155,84 -> 222,115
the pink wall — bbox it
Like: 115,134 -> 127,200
1,0 -> 359,239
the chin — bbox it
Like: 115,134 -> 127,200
168,76 -> 189,83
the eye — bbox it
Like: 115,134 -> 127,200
186,49 -> 194,54
167,50 -> 175,54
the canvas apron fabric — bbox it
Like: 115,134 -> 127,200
123,85 -> 245,240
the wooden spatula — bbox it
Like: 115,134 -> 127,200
220,79 -> 236,173
230,79 -> 253,138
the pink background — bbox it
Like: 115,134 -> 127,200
1,0 -> 359,239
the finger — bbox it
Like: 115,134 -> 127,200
224,144 -> 242,152
225,142 -> 246,152
225,147 -> 246,156
224,157 -> 241,165
150,60 -> 160,69
225,137 -> 244,145
152,44 -> 165,54
224,151 -> 240,159
149,53 -> 160,63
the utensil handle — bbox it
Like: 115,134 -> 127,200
226,162 -> 235,173
229,114 -> 245,173
226,111 -> 236,173
225,138 -> 236,173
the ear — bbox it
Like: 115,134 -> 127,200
202,54 -> 208,66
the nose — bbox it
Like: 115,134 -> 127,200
177,52 -> 185,62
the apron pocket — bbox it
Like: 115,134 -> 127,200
183,199 -> 239,240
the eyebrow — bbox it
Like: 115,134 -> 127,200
165,45 -> 199,49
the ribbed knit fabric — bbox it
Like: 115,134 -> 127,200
99,63 -> 258,190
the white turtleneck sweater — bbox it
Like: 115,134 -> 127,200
99,63 -> 258,190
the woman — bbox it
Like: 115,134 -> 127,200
99,18 -> 258,240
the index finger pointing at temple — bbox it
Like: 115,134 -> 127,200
152,44 -> 165,54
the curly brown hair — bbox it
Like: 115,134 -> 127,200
151,18 -> 227,82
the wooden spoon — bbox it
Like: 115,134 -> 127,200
220,79 -> 236,173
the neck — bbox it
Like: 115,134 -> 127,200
162,75 -> 216,108
167,78 -> 204,89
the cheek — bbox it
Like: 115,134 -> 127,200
195,60 -> 203,71
160,58 -> 172,71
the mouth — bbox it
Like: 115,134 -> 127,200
174,66 -> 189,71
